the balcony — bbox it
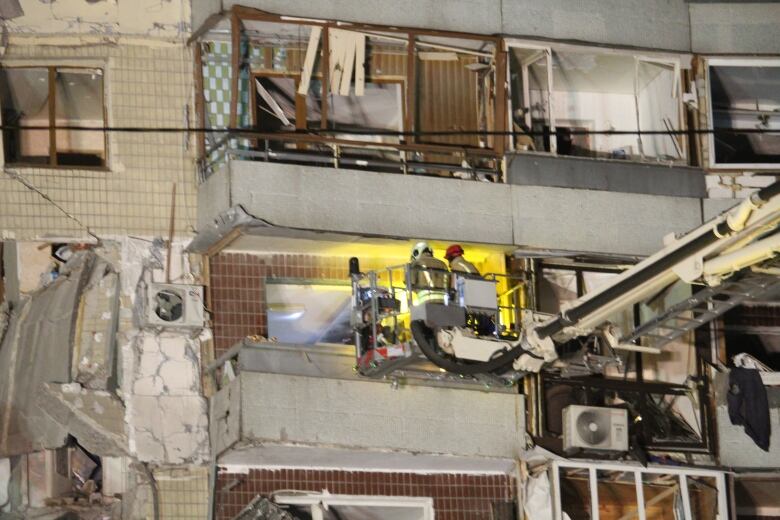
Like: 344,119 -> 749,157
208,339 -> 525,463
195,157 -> 710,258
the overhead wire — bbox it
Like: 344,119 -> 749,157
0,124 -> 779,138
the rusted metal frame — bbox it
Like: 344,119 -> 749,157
231,5 -> 499,44
494,46 -> 508,157
320,25 -> 330,130
187,12 -> 227,45
194,43 -> 206,160
48,66 -> 57,166
405,33 -> 416,145
230,130 -> 499,160
229,11 -> 242,130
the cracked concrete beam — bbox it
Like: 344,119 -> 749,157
37,383 -> 128,457
73,257 -> 120,391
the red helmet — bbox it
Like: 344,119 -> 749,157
445,244 -> 464,261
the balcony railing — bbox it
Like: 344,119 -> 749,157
199,131 -> 504,183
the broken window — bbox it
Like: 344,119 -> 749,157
507,42 -> 686,163
0,66 -> 106,167
198,10 -> 503,180
509,45 -> 554,152
707,59 -> 780,168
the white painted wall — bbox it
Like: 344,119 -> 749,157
6,0 -> 191,40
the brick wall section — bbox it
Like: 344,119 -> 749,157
215,468 -> 516,520
209,252 -> 397,356
0,42 -> 196,239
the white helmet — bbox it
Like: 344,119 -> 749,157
411,241 -> 433,260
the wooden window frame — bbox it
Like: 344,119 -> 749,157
1,65 -> 108,170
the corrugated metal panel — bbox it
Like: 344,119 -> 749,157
418,56 -> 479,147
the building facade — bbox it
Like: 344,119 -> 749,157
0,0 -> 779,518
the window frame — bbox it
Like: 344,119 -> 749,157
549,460 -> 728,520
0,64 -> 108,170
705,57 -> 780,170
505,38 -> 688,164
274,493 -> 435,520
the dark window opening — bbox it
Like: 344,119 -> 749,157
0,66 -> 106,168
709,64 -> 780,166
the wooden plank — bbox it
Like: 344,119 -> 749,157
320,26 -> 330,129
339,31 -> 357,96
355,32 -> 366,96
494,48 -> 507,155
405,34 -> 416,143
229,12 -> 241,129
329,29 -> 347,94
298,26 -> 322,95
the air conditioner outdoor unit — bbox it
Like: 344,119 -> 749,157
563,405 -> 628,453
143,283 -> 205,329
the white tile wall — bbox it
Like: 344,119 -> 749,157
0,43 -> 197,240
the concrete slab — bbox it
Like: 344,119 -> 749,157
37,383 -> 128,457
228,161 -> 515,246
239,372 -> 525,459
219,444 -> 517,475
511,185 -> 703,256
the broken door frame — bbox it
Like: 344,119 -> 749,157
504,40 -> 556,154
550,460 -> 728,520
634,55 -> 685,161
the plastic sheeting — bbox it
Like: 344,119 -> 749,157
524,472 -> 553,520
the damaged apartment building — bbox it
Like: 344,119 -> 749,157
2,0 -> 780,519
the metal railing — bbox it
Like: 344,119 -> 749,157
199,131 -> 504,183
